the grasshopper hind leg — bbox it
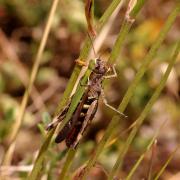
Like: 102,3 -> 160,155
46,99 -> 71,131
55,121 -> 72,143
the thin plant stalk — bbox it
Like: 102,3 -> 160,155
154,146 -> 179,180
125,140 -> 156,180
147,140 -> 157,180
125,119 -> 167,180
109,0 -> 146,64
108,40 -> 180,179
58,148 -> 76,180
2,0 -> 60,166
99,0 -> 124,27
81,3 -> 180,179
28,0 -> 126,178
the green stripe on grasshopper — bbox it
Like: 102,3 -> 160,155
54,59 -> 96,139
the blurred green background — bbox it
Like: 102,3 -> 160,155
0,0 -> 180,179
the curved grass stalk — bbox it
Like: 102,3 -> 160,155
108,40 -> 180,179
2,0 -> 60,166
126,141 -> 155,180
154,145 -> 180,180
81,3 -> 180,180
125,120 -> 167,180
109,0 -> 146,64
28,1 -> 126,179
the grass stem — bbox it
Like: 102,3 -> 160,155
108,40 -> 180,179
82,3 -> 180,179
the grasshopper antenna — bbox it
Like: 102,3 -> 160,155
87,32 -> 96,57
87,31 -> 104,61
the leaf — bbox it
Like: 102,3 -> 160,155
85,0 -> 96,37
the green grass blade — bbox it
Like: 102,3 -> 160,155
126,152 -> 145,180
117,3 -> 180,114
125,142 -> 154,180
99,0 -> 123,27
108,40 -> 180,179
27,129 -> 55,180
58,148 -> 76,180
81,3 -> 180,180
109,0 -> 146,64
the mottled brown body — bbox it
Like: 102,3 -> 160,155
47,59 -> 112,148
55,59 -> 109,148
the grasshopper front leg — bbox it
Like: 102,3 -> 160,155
104,65 -> 117,79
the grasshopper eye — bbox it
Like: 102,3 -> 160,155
107,67 -> 111,72
95,58 -> 101,65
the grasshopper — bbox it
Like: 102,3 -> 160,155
47,58 -> 126,149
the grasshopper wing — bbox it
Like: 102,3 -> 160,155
55,120 -> 73,143
70,99 -> 98,148
46,99 -> 72,131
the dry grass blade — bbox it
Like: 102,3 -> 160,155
85,0 -> 96,36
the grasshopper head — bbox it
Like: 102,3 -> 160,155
94,58 -> 110,75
